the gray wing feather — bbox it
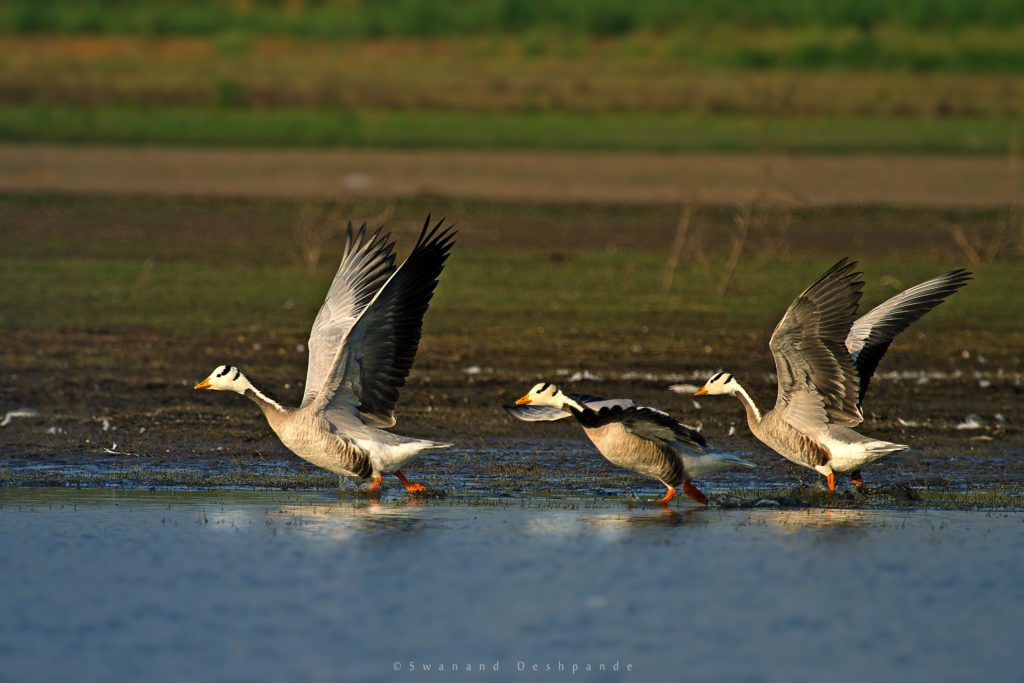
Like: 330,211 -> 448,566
301,225 -> 396,407
619,407 -> 706,454
574,404 -> 706,454
846,269 -> 971,405
769,258 -> 864,431
312,217 -> 455,428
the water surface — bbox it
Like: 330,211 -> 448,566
1,489 -> 1021,683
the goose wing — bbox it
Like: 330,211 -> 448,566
301,225 -> 396,407
846,269 -> 971,405
311,216 -> 456,428
769,258 -> 864,433
575,404 -> 707,454
503,394 -> 635,422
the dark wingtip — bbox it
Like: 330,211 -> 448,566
416,213 -> 453,248
949,268 -> 974,282
412,215 -> 458,257
815,257 -> 861,285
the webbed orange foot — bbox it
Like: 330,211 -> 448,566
658,486 -> 677,505
367,474 -> 383,493
395,470 -> 427,494
682,480 -> 709,505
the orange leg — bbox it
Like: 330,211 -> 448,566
367,474 -> 383,493
394,470 -> 427,494
826,472 -> 836,492
682,480 -> 709,505
658,486 -> 677,505
851,470 -> 866,494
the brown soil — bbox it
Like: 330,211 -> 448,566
3,144 -> 1023,208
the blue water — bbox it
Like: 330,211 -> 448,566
1,489 -> 1022,683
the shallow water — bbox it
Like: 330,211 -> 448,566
1,489 -> 1022,683
6,437 -> 1017,502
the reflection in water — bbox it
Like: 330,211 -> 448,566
761,508 -> 871,537
526,506 -> 708,540
207,498 -> 431,541
585,507 -> 709,532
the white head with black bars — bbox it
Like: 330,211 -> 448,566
694,371 -> 741,397
194,364 -> 248,394
515,382 -> 578,410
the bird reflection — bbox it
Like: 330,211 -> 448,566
526,505 -> 708,540
760,508 -> 871,537
586,506 -> 709,530
263,497 -> 432,540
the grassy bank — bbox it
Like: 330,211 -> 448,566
5,36 -> 1024,118
3,1 -> 1024,74
2,105 -> 1020,154
0,193 -> 1015,337
2,253 -> 1014,346
3,33 -> 1021,153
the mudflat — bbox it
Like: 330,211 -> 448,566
2,144 -> 1023,207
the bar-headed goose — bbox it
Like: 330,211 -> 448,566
695,259 -> 970,492
508,383 -> 754,505
195,217 -> 456,495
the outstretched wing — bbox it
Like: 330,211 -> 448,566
503,394 -> 635,422
574,404 -> 707,454
312,216 -> 456,428
301,225 -> 396,407
769,258 -> 864,432
847,269 -> 971,405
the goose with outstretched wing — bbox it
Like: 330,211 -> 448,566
509,383 -> 754,505
695,259 -> 970,492
195,216 -> 456,494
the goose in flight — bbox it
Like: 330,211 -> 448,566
195,217 -> 456,494
507,383 -> 754,505
694,259 -> 971,492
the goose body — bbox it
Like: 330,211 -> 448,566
696,260 -> 971,491
507,383 -> 754,505
195,217 -> 456,494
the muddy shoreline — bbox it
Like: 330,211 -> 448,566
3,326 -> 1020,508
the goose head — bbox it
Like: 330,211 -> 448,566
514,382 -> 567,408
694,372 -> 740,397
194,365 -> 248,394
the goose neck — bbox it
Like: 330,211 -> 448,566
734,383 -> 763,426
243,379 -> 287,415
557,393 -> 586,413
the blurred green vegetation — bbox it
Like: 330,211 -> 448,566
2,0 -> 1024,71
4,0 -> 1024,36
1,2 -> 1021,152
0,105 -> 1019,154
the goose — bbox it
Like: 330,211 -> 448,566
507,383 -> 754,505
694,259 -> 971,492
194,217 -> 456,495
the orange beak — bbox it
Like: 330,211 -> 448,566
515,395 -> 532,405
693,387 -> 708,397
194,378 -> 212,390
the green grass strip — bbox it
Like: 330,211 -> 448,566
0,105 -> 1019,155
